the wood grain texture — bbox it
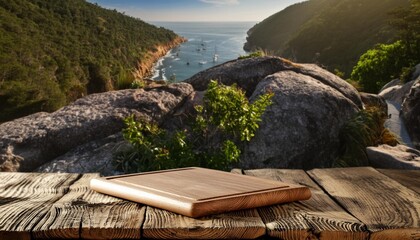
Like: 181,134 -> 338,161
32,173 -> 145,239
244,169 -> 369,240
377,169 -> 420,194
369,228 -> 420,240
142,206 -> 265,239
0,172 -> 80,240
92,167 -> 310,218
308,167 -> 420,239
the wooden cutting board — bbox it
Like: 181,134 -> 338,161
90,167 -> 311,218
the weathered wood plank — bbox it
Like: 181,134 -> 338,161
369,228 -> 420,240
32,173 -> 146,239
308,167 -> 420,239
142,206 -> 265,239
244,169 -> 369,240
141,169 -> 266,239
0,172 -> 80,240
377,169 -> 420,194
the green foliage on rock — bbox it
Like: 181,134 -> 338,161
351,0 -> 420,93
116,117 -> 195,172
0,0 -> 179,122
335,107 -> 399,167
115,81 -> 273,172
238,51 -> 265,60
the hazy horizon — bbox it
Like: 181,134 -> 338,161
88,0 -> 304,22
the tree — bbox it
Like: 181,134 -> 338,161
351,0 -> 420,93
351,41 -> 406,93
389,0 -> 420,60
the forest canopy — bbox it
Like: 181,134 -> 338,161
0,0 -> 179,122
245,0 -> 410,77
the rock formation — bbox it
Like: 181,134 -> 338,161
379,80 -> 416,105
36,133 -> 127,176
379,64 -> 420,148
367,144 -> 420,169
241,71 -> 359,169
0,83 -> 193,172
186,57 -> 364,109
186,56 -> 362,169
402,78 -> 420,150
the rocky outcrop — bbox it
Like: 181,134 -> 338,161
402,78 -> 420,149
0,83 -> 193,172
186,57 -> 363,168
134,36 -> 186,80
36,133 -> 127,176
379,80 -> 416,105
367,144 -> 420,169
240,71 -> 359,169
186,57 -> 362,169
185,57 -> 363,109
412,64 -> 420,80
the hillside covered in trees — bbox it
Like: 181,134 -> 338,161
245,0 -> 409,77
0,0 -> 181,122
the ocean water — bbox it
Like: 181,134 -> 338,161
150,22 -> 256,82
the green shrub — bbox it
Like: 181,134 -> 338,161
238,51 -> 265,60
334,107 -> 399,167
115,117 -> 195,172
115,81 -> 273,172
351,0 -> 420,93
351,41 -> 407,93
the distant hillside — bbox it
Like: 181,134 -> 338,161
245,0 -> 409,76
0,0 -> 182,122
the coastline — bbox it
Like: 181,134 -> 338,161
133,36 -> 187,80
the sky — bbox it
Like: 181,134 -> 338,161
88,0 -> 304,22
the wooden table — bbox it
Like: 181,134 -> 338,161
0,167 -> 419,239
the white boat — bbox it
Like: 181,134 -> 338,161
213,46 -> 219,63
199,61 -> 207,65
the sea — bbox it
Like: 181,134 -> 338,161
150,22 -> 256,82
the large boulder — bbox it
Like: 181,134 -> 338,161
186,57 -> 363,109
366,144 -> 420,170
185,57 -> 362,169
240,71 -> 359,169
0,83 -> 193,172
36,133 -> 126,176
402,78 -> 420,149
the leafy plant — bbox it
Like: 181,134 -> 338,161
351,41 -> 407,93
115,81 -> 273,172
351,0 -> 420,93
115,117 -> 195,172
334,107 -> 399,167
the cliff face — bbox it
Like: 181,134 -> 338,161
245,0 -> 409,75
134,37 -> 186,80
